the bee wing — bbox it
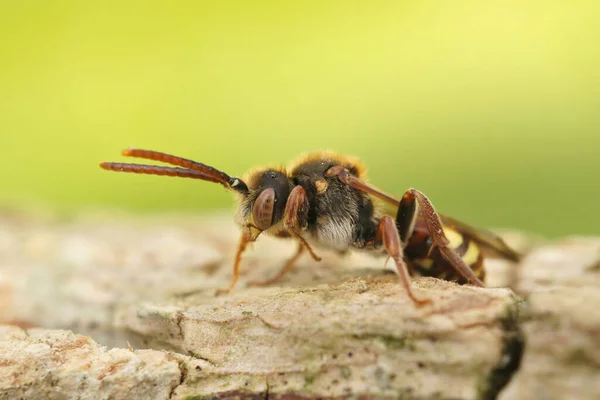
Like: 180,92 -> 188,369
342,176 -> 522,262
438,213 -> 522,262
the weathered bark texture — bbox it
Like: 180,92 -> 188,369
0,210 -> 598,399
0,326 -> 181,400
499,238 -> 600,400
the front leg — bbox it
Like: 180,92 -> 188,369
283,185 -> 321,262
215,229 -> 251,296
248,186 -> 321,287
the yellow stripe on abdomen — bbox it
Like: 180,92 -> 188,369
462,239 -> 480,267
411,226 -> 482,280
443,226 -> 464,249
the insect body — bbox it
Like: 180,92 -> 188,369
100,149 -> 520,306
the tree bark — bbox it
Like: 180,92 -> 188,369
0,210 -> 597,399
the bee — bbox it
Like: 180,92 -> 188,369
100,149 -> 521,306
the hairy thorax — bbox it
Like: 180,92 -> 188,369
304,175 -> 376,251
289,153 -> 378,252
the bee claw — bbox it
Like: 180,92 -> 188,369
412,297 -> 433,307
215,288 -> 232,296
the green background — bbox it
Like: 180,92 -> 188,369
1,1 -> 598,237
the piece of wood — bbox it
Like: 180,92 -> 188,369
0,211 -> 597,399
0,326 -> 182,400
500,238 -> 600,400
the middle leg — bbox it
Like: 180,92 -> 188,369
375,216 -> 432,306
247,243 -> 305,287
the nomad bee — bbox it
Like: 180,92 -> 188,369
100,149 -> 520,306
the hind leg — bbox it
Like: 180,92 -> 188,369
325,165 -> 484,287
395,189 -> 484,287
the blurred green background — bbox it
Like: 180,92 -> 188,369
0,1 -> 598,237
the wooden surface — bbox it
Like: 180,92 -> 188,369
0,210 -> 598,399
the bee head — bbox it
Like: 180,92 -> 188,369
240,168 -> 291,241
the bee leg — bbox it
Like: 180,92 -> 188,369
325,166 -> 484,287
247,185 -> 321,288
247,243 -> 305,287
283,186 -> 322,262
398,189 -> 485,287
289,231 -> 321,262
376,216 -> 432,306
215,230 -> 251,296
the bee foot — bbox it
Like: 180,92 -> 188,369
215,288 -> 233,296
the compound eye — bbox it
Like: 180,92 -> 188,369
252,188 -> 275,230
